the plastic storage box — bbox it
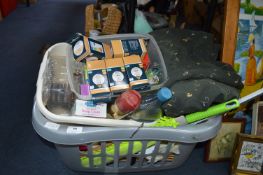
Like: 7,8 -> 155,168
32,103 -> 221,173
36,34 -> 169,127
66,33 -> 168,101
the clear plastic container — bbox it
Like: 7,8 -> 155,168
42,54 -> 75,115
66,33 -> 168,102
36,42 -> 167,127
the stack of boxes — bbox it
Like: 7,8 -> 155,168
68,33 -> 150,98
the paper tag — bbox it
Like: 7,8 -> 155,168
44,122 -> 60,130
67,126 -> 83,134
75,99 -> 107,118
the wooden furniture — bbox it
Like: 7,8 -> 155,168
85,4 -> 122,36
220,0 -> 240,66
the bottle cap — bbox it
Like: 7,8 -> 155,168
157,87 -> 172,103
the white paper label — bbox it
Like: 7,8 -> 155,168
44,122 -> 60,130
67,126 -> 83,134
75,99 -> 107,118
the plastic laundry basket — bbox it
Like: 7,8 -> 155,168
33,33 -> 221,173
32,103 -> 221,173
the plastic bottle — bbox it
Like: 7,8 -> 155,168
130,87 -> 172,122
110,90 -> 142,119
44,57 -> 75,115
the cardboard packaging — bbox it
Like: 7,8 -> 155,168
68,33 -> 90,62
103,43 -> 112,59
88,38 -> 105,59
123,55 -> 150,91
86,60 -> 110,97
68,34 -> 111,62
111,39 -> 147,58
105,58 -> 129,93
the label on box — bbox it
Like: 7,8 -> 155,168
75,99 -> 107,118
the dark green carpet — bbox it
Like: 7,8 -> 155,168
0,1 -> 229,174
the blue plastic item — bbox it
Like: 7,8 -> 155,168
157,87 -> 173,103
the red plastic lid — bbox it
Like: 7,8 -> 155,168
116,90 -> 141,113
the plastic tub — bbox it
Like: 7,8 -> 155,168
35,34 -> 169,127
66,33 -> 168,101
32,103 -> 221,173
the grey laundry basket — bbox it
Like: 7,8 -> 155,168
32,103 -> 221,173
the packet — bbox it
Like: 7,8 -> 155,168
68,33 -> 90,62
111,39 -> 147,58
105,58 -> 129,93
86,60 -> 110,97
123,55 -> 150,91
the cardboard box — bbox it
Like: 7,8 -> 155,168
88,38 -> 106,59
111,39 -> 147,59
123,55 -> 150,91
103,43 -> 112,59
111,40 -> 123,58
86,60 -> 110,97
105,58 -> 129,93
68,34 -> 113,62
68,33 -> 90,62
